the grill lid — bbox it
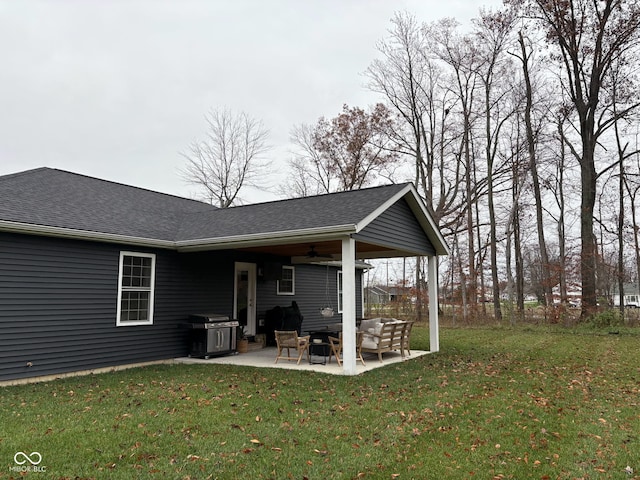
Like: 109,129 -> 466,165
189,313 -> 230,323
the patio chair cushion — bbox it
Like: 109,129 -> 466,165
361,321 -> 383,347
359,318 -> 382,333
361,336 -> 379,350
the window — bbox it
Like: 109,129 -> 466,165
116,252 -> 156,326
337,271 -> 343,313
277,266 -> 295,295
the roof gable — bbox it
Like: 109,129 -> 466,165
354,197 -> 436,256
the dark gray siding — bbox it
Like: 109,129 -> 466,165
0,232 -> 366,382
256,264 -> 364,332
354,198 -> 435,255
0,232 -> 367,382
0,233 -> 236,382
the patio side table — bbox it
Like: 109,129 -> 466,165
309,341 -> 330,365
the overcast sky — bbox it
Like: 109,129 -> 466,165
0,0 -> 503,203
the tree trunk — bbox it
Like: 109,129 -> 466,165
485,91 -> 502,322
580,143 -> 598,318
514,201 -> 525,318
518,32 -> 553,308
618,159 -> 625,317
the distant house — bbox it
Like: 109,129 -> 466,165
365,286 -> 391,305
365,285 -> 411,305
0,168 -> 448,382
612,283 -> 640,308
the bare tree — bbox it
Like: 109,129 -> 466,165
181,108 -> 272,207
512,0 -> 640,317
365,12 -> 463,227
285,123 -> 334,196
431,18 -> 484,321
365,12 -> 464,324
546,106 -> 574,307
503,114 -> 528,322
514,30 -> 554,308
474,7 -> 517,321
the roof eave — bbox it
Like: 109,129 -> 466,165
402,185 -> 450,256
0,220 -> 176,249
175,224 -> 358,252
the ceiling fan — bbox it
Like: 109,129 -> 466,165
306,245 -> 333,259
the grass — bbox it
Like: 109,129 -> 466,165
1,326 -> 640,479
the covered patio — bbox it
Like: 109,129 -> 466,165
179,183 -> 449,375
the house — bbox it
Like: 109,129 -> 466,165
365,285 -> 391,305
0,168 -> 448,382
612,283 -> 640,308
365,285 -> 411,305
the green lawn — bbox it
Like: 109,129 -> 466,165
1,326 -> 639,479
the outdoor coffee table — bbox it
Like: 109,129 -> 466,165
308,340 -> 330,365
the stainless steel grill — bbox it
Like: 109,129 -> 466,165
187,314 -> 238,358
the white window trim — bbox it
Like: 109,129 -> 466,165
116,251 -> 156,326
337,270 -> 343,313
277,266 -> 295,296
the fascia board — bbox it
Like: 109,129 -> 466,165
402,184 -> 450,256
175,224 -> 357,252
0,220 -> 176,249
0,220 -> 357,252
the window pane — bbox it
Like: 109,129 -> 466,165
278,267 -> 294,294
120,291 -> 150,322
121,255 -> 153,288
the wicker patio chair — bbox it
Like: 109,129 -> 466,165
274,330 -> 310,365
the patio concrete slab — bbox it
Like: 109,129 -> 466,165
175,346 -> 432,375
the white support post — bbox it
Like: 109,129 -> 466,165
428,255 -> 440,352
341,236 -> 357,375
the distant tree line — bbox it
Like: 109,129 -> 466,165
183,0 -> 640,323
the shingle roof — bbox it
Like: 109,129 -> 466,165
0,168 -> 411,245
176,183 -> 409,241
0,168 -> 215,241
